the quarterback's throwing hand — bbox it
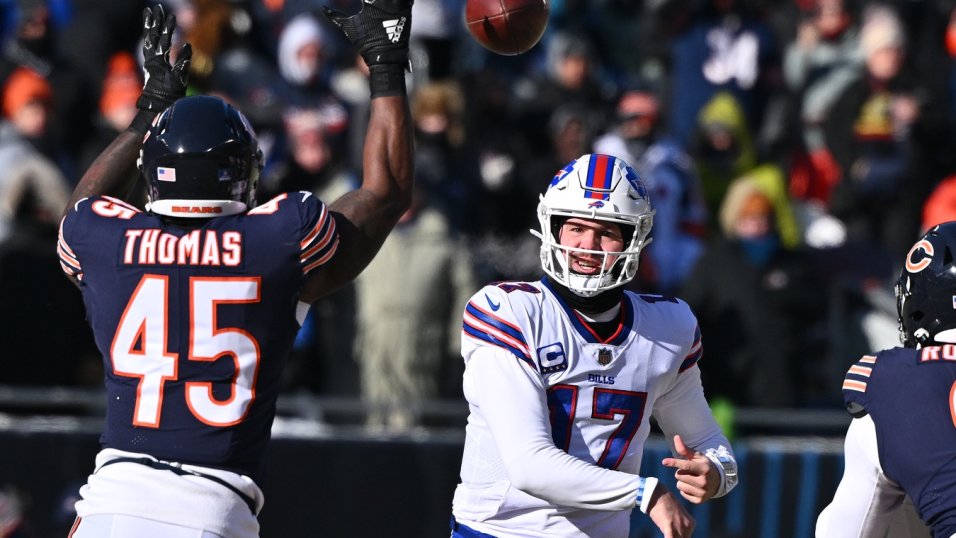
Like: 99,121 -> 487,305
647,485 -> 695,538
137,4 -> 191,113
662,434 -> 720,504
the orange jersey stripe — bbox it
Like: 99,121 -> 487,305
843,379 -> 867,392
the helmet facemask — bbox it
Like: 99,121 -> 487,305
531,154 -> 654,297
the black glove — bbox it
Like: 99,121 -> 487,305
137,4 -> 192,113
323,0 -> 413,69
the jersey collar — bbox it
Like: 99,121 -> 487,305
541,277 -> 634,345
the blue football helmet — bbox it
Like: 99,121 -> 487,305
896,221 -> 956,347
139,95 -> 262,218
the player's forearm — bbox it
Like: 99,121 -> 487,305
654,366 -> 738,497
64,123 -> 146,216
324,0 -> 413,229
305,95 -> 413,299
361,94 -> 414,223
503,442 -> 656,512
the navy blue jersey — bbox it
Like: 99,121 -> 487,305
843,346 -> 956,535
58,193 -> 337,482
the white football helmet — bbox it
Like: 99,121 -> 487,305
531,154 -> 654,297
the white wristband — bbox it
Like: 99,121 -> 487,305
637,476 -> 660,513
704,445 -> 738,498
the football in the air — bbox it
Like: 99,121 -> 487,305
465,0 -> 550,56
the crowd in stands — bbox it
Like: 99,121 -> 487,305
3,0 -> 956,428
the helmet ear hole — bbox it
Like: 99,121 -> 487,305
945,245 -> 954,267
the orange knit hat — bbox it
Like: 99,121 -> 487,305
100,52 -> 142,116
2,67 -> 52,118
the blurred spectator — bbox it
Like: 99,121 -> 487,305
180,0 -> 253,86
553,1 -> 670,87
510,31 -> 616,160
259,100 -> 351,200
692,91 -> 758,219
276,11 -> 334,101
593,87 -> 709,294
783,0 -> 863,205
77,51 -> 141,177
96,52 -> 140,136
0,0 -> 94,181
784,0 -> 862,131
691,91 -> 800,247
680,177 -> 827,408
823,3 -> 943,260
666,0 -> 783,151
207,46 -> 284,144
185,0 -> 286,150
411,80 -> 482,236
457,65 -> 523,239
0,66 -> 68,242
353,187 -> 477,431
201,1 -> 285,140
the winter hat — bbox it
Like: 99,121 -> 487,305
277,13 -> 326,86
2,67 -> 51,118
99,52 -> 142,116
860,5 -> 905,56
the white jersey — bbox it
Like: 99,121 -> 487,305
452,278 -> 734,537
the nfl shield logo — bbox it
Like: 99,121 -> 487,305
597,348 -> 611,366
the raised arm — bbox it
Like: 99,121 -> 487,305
64,5 -> 190,215
300,0 -> 414,302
